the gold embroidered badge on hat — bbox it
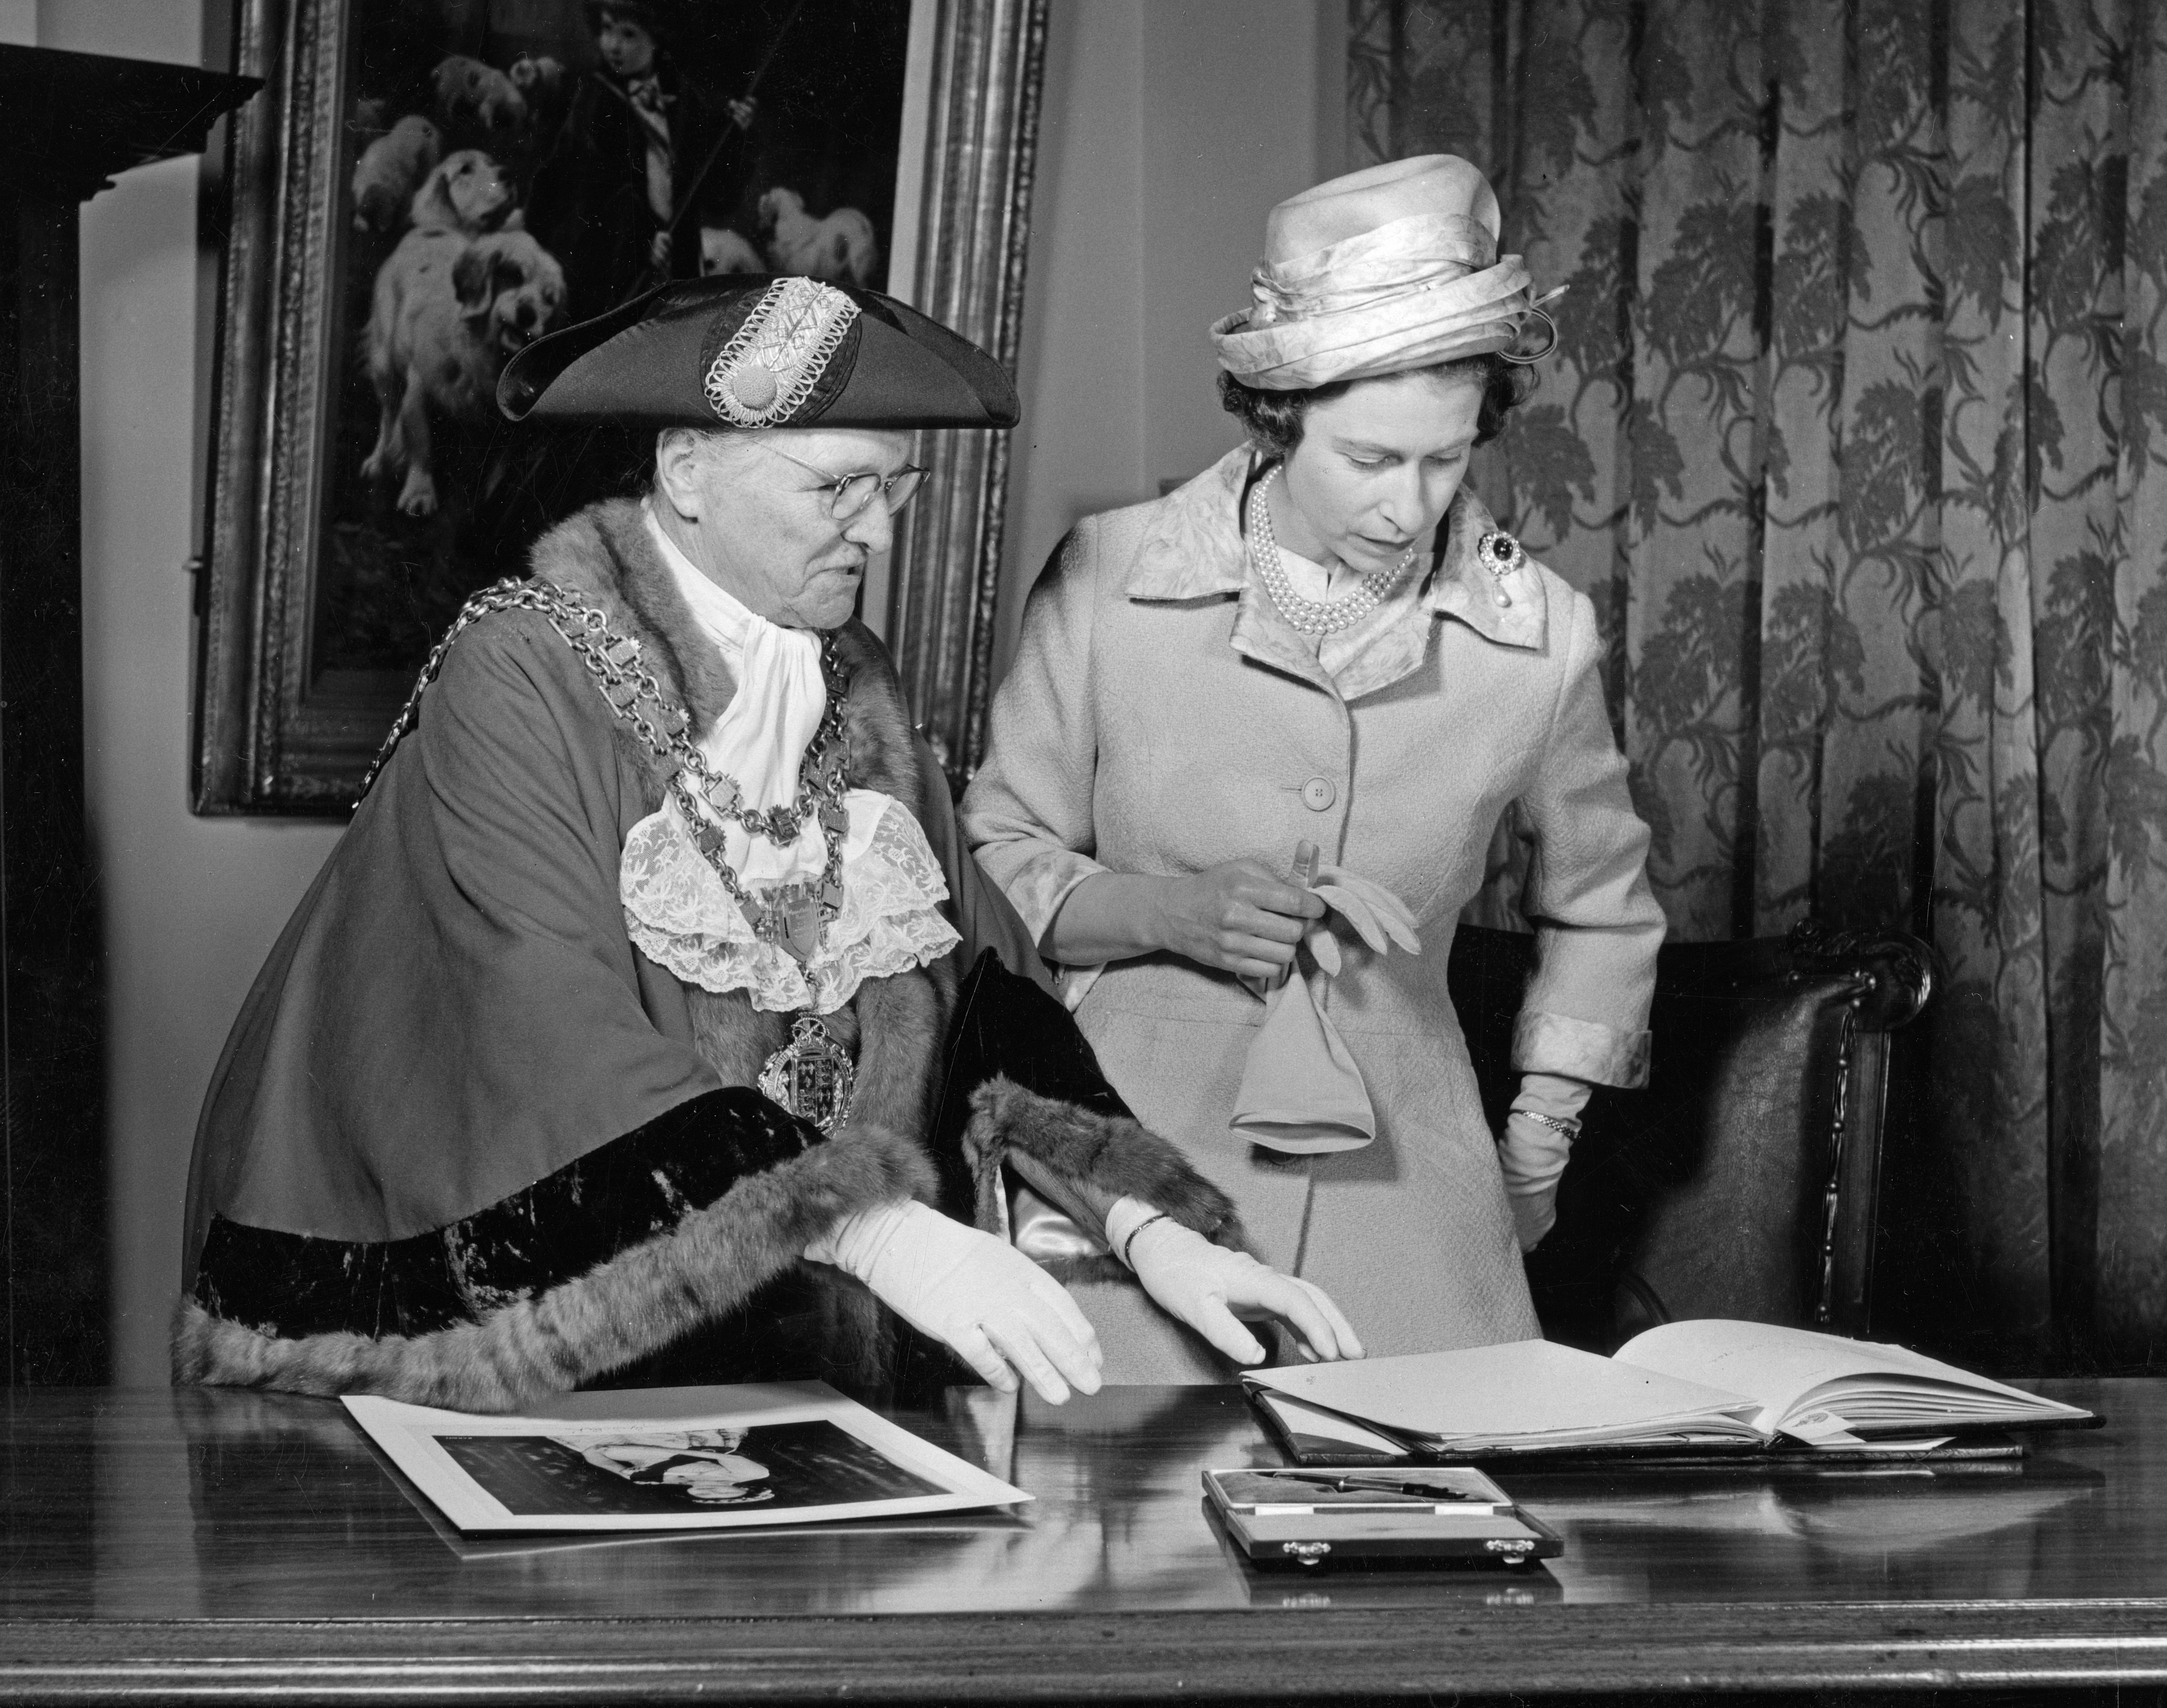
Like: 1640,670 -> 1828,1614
703,277 -> 859,428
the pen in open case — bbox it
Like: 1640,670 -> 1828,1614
1252,1470 -> 1496,1502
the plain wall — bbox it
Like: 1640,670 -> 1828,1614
998,0 -> 1345,677
44,0 -> 1346,1383
42,0 -> 349,1386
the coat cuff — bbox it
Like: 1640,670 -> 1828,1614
1511,1008 -> 1651,1088
965,1076 -> 1242,1254
980,845 -> 1109,949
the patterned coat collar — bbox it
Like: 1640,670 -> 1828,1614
1123,447 -> 1547,696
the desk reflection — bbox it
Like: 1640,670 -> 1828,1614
0,1379 -> 2150,1621
1509,1461 -> 2105,1604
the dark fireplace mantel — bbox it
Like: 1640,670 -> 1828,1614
0,45 -> 259,201
0,43 -> 257,1385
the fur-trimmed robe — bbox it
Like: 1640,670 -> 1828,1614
176,499 -> 1236,1412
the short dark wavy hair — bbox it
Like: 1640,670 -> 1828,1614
1217,354 -> 1533,459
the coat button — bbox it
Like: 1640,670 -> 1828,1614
1300,777 -> 1337,811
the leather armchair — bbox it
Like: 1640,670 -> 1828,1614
1446,922 -> 1936,1353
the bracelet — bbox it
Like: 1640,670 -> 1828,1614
1116,1211 -> 1172,1269
1517,1110 -> 1581,1138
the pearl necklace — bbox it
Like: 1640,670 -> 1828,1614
1246,468 -> 1417,636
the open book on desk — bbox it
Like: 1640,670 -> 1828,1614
1244,1321 -> 2099,1464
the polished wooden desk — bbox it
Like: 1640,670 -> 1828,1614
2,1380 -> 2163,1702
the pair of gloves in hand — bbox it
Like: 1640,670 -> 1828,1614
1231,844 -> 1587,1257
805,1195 -> 1363,1404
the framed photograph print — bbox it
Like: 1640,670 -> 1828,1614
194,0 -> 1048,812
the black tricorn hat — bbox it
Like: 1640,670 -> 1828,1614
497,274 -> 1020,431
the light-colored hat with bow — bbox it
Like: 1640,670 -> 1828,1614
1211,154 -> 1559,392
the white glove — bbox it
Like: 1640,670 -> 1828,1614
1308,862 -> 1422,966
1497,1071 -> 1592,1251
806,1200 -> 1103,1403
1105,1198 -> 1363,1365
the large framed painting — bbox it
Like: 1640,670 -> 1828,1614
195,0 -> 1047,812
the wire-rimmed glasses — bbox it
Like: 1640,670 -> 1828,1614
750,440 -> 929,521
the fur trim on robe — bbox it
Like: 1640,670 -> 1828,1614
180,497 -> 1238,1405
965,1077 -> 1244,1285
175,1122 -> 934,1414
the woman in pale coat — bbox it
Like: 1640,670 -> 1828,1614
962,156 -> 1665,1382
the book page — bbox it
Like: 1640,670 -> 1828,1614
1246,1339 -> 1764,1450
1612,1320 -> 2093,1436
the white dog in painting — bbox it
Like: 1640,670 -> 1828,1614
351,114 -> 443,234
758,188 -> 879,287
361,153 -> 562,518
699,226 -> 766,276
405,148 -> 520,238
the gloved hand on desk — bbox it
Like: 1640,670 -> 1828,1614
1104,1196 -> 1364,1366
806,1199 -> 1104,1403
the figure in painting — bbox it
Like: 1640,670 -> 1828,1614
527,0 -> 760,320
322,0 -> 915,678
554,1430 -> 776,1504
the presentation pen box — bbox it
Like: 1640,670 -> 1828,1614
1201,1466 -> 1563,1571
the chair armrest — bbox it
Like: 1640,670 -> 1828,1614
1449,920 -> 1935,1349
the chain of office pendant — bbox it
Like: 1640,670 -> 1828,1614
359,578 -> 853,926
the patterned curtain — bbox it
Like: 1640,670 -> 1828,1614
1349,0 -> 2167,1368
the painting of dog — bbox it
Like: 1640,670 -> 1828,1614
507,53 -> 568,134
407,148 -> 520,237
351,114 -> 443,234
281,0 -> 917,698
431,53 -> 527,149
757,187 -> 880,288
204,0 -> 1045,811
699,226 -> 765,277
361,224 -> 565,517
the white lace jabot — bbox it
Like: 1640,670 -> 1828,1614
620,505 -> 959,1014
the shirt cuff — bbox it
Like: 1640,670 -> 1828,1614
1511,1009 -> 1651,1088
1011,1184 -> 1107,1262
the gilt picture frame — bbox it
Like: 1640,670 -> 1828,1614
194,0 -> 1048,813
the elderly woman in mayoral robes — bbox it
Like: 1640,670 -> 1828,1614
964,156 -> 1667,1383
176,275 -> 1358,1411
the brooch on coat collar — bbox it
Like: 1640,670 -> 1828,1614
758,1015 -> 856,1133
1475,529 -> 1525,609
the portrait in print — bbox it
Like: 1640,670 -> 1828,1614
437,1420 -> 943,1518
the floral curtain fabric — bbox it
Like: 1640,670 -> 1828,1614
1350,0 -> 2167,1366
